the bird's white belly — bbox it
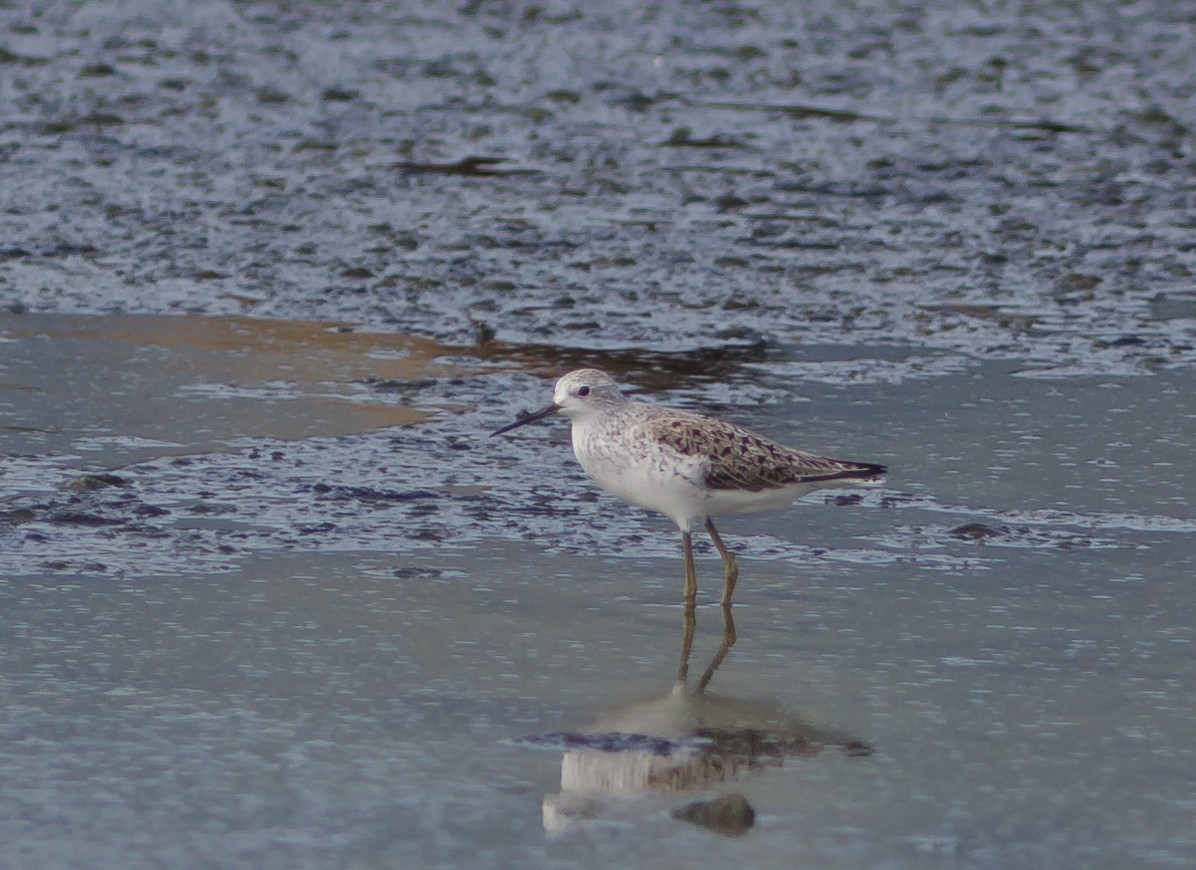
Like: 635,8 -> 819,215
698,483 -> 810,516
572,430 -> 707,530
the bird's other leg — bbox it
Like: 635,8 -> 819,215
681,530 -> 698,609
704,518 -> 739,607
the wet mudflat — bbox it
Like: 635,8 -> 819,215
3,0 -> 1195,373
2,0 -> 1196,866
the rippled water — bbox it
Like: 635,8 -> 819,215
2,0 -> 1195,866
2,0 -> 1195,372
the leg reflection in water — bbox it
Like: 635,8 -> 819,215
530,601 -> 870,833
677,604 -> 737,690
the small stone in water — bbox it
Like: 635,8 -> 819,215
671,793 -> 755,835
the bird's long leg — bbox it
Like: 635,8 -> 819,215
704,518 -> 739,607
682,530 -> 698,608
678,531 -> 698,683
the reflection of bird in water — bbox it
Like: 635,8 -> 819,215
491,369 -> 886,608
526,608 -> 871,832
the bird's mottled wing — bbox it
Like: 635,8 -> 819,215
643,412 -> 885,492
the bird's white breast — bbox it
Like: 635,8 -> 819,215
570,413 -> 708,530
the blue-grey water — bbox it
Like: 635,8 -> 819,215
2,0 -> 1195,867
2,315 -> 1193,867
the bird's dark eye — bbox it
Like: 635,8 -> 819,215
577,385 -> 591,397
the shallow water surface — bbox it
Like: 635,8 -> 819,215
2,0 -> 1195,863
1,313 -> 1193,868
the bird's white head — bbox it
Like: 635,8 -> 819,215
489,368 -> 628,437
551,368 -> 626,418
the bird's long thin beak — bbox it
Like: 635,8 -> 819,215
489,402 -> 562,437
